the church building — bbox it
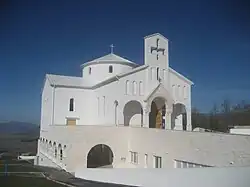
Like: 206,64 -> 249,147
41,33 -> 192,131
36,33 -> 250,174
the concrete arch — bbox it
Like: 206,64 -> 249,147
45,139 -> 48,151
58,144 -> 63,161
53,142 -> 57,158
87,144 -> 114,168
145,84 -> 174,113
149,97 -> 166,129
123,100 -> 143,126
172,103 -> 187,130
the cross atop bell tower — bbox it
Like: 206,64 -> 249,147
144,33 -> 169,69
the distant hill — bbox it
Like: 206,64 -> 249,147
0,121 -> 40,134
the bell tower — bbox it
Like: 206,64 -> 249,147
144,33 -> 169,69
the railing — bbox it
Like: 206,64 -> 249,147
40,150 -> 66,170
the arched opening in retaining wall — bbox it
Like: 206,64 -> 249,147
87,144 -> 114,168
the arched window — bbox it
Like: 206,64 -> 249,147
55,148 -> 57,158
49,141 -> 52,154
60,149 -> 63,161
45,139 -> 48,151
109,65 -> 113,73
183,86 -> 186,98
177,85 -> 180,98
156,67 -> 159,80
69,98 -> 74,111
125,80 -> 130,95
172,85 -> 175,96
63,145 -> 67,158
89,67 -> 92,74
139,81 -> 143,95
163,69 -> 166,80
133,81 -> 137,95
58,144 -> 63,161
53,142 -> 57,158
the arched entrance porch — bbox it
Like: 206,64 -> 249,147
87,144 -> 114,168
149,97 -> 166,129
123,100 -> 143,126
172,103 -> 187,130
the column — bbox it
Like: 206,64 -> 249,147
165,111 -> 172,130
174,115 -> 183,130
143,107 -> 149,128
186,107 -> 192,131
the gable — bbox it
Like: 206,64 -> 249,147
169,67 -> 194,85
144,83 -> 174,108
41,75 -> 52,96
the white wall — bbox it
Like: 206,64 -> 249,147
75,167 -> 250,187
128,128 -> 250,168
230,128 -> 250,135
53,87 -> 95,125
93,67 -> 147,126
39,126 -> 129,172
169,69 -> 191,106
39,126 -> 250,172
41,78 -> 53,131
82,63 -> 133,85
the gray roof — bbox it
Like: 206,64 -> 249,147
45,65 -> 148,89
46,74 -> 89,88
80,53 -> 138,68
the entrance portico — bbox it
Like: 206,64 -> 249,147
143,83 -> 174,129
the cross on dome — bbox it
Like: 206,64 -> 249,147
110,44 -> 115,54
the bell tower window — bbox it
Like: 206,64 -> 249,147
156,67 -> 159,80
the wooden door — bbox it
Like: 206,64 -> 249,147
155,109 -> 162,129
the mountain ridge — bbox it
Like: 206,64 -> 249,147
0,121 -> 40,134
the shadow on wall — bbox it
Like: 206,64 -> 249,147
123,101 -> 143,126
172,103 -> 187,130
87,144 -> 114,168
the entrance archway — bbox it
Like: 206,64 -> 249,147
87,144 -> 114,168
123,100 -> 143,126
149,97 -> 166,129
172,103 -> 187,130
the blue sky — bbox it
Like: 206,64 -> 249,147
0,0 -> 250,124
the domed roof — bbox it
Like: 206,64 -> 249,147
80,53 -> 138,68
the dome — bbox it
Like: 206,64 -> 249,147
80,53 -> 138,68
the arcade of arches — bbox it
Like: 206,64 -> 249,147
87,144 -> 114,168
123,99 -> 187,130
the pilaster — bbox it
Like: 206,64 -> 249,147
143,107 -> 150,128
186,106 -> 192,131
165,110 -> 172,130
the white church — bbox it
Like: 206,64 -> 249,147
36,33 -> 250,183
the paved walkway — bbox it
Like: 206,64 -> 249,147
35,165 -> 135,187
